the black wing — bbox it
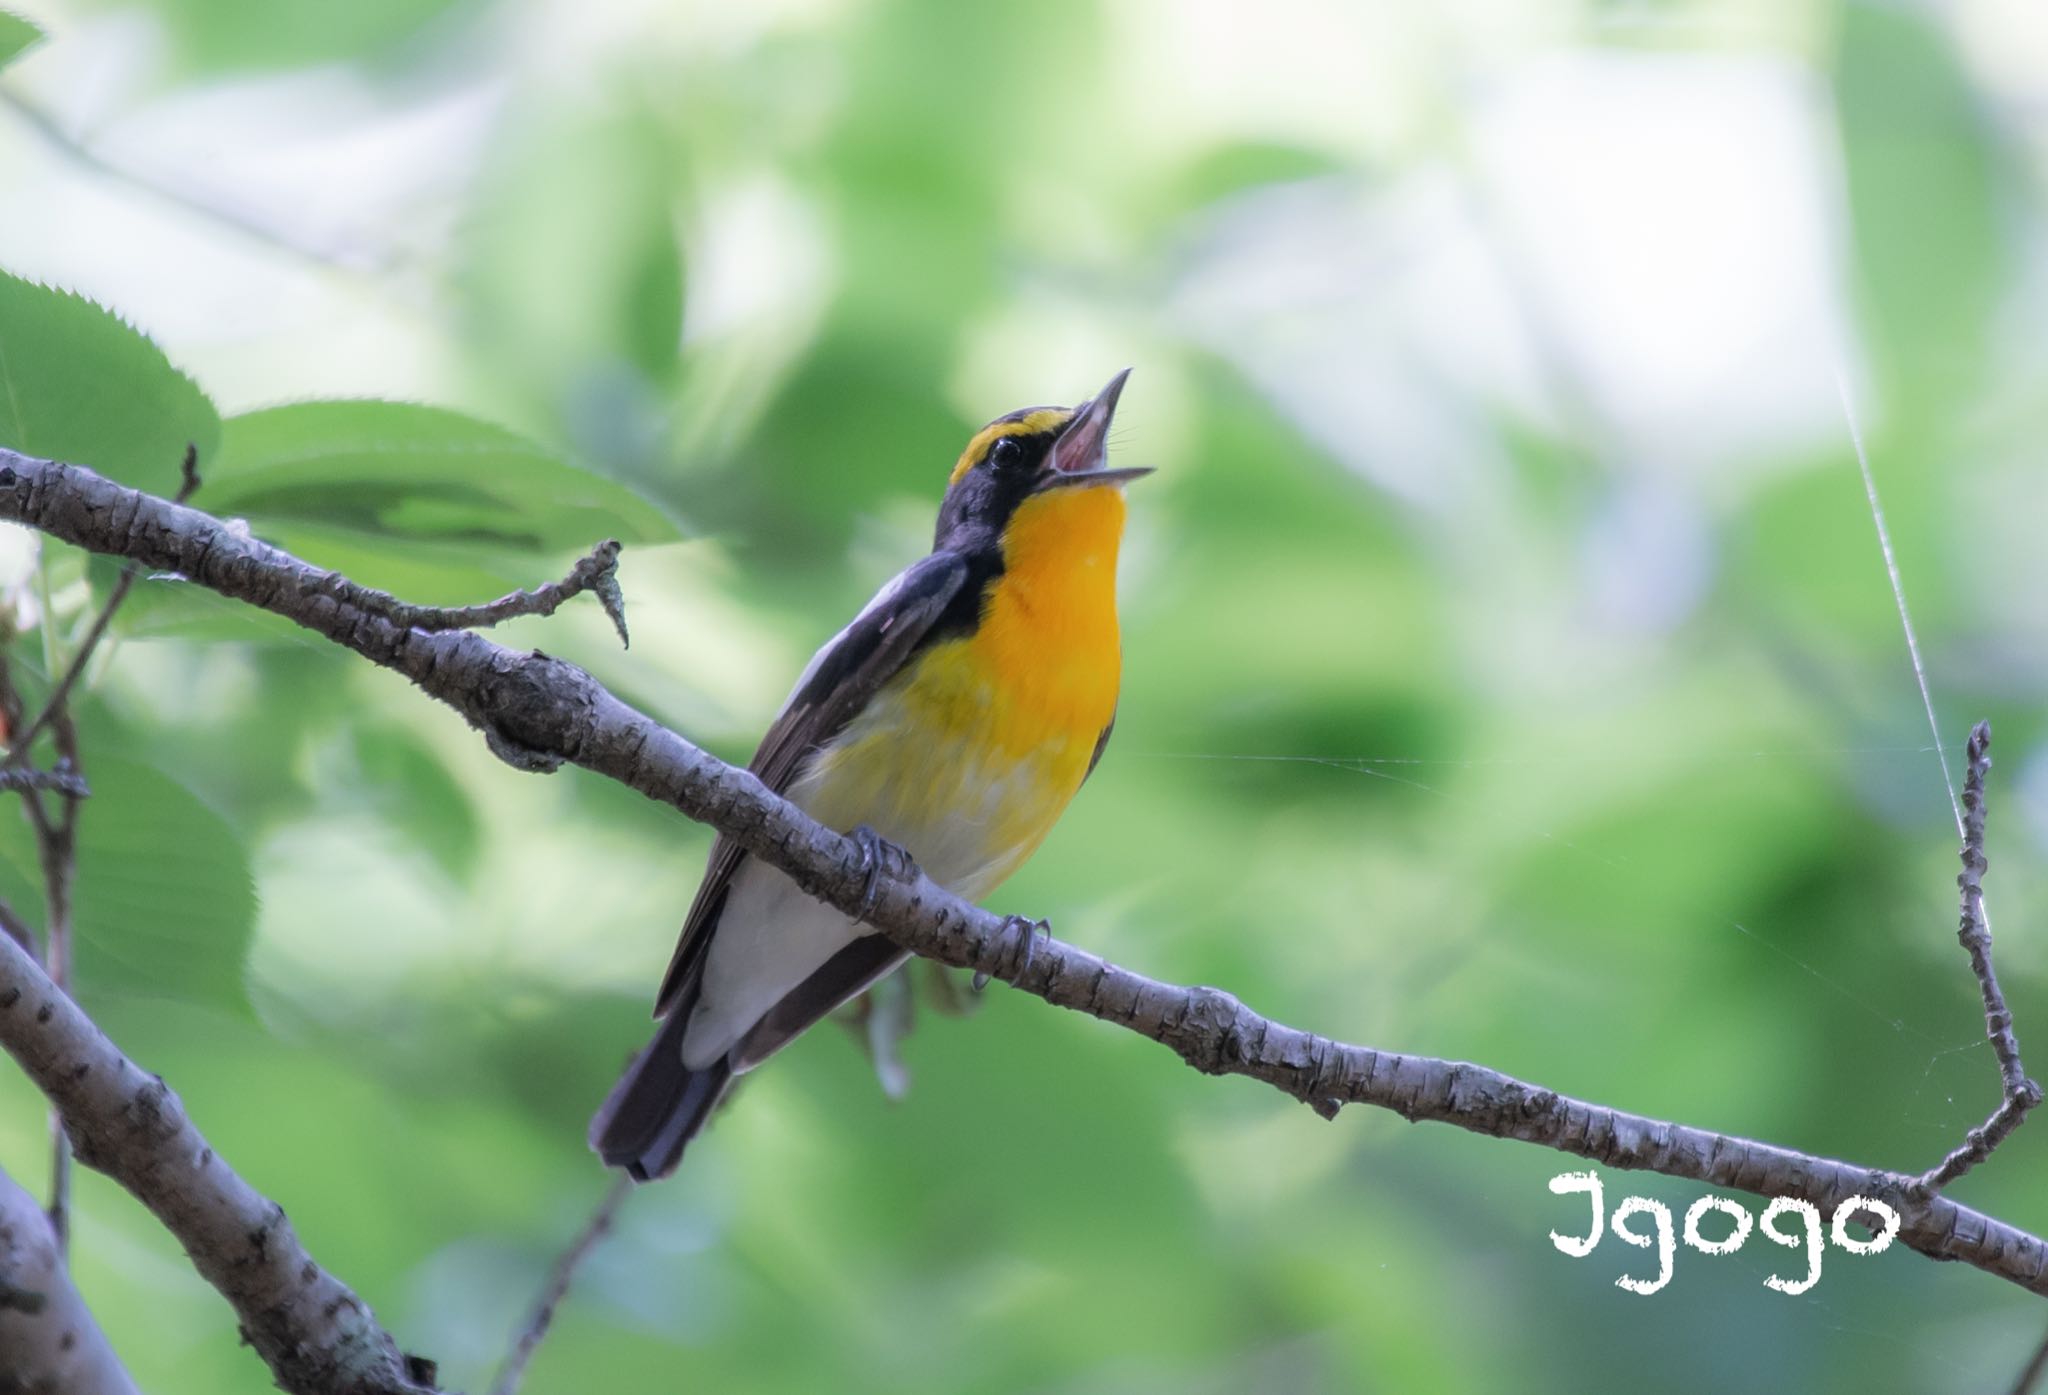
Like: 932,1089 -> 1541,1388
651,550 -> 972,1013
1084,708 -> 1116,783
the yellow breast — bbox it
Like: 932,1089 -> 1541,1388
793,486 -> 1127,899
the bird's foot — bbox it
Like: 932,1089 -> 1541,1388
973,915 -> 1050,992
850,824 -> 913,924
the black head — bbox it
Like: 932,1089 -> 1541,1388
932,369 -> 1147,553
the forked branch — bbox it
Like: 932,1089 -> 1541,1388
0,446 -> 2041,1395
1918,723 -> 2041,1192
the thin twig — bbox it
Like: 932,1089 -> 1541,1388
2013,1323 -> 2048,1395
37,714 -> 79,1250
0,650 -> 77,1251
358,538 -> 630,649
6,445 -> 200,761
0,767 -> 88,798
1920,723 -> 2041,1192
0,422 -> 154,1254
0,899 -> 29,953
0,447 -> 195,1253
1957,724 -> 2030,1099
4,449 -> 2048,1298
9,745 -> 78,1252
489,1176 -> 632,1395
1835,391 -> 2039,1196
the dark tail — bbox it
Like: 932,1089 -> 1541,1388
588,1011 -> 733,1182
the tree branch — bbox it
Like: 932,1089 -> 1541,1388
2014,1322 -> 2048,1395
0,449 -> 191,1254
361,537 -> 630,648
0,650 -> 86,1255
0,765 -> 89,797
0,1160 -> 140,1395
489,1176 -> 633,1395
0,926 -> 439,1395
4,442 -> 200,760
0,447 -> 2045,1339
0,896 -> 31,952
1919,722 -> 2041,1192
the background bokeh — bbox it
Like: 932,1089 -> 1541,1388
1,0 -> 2046,1390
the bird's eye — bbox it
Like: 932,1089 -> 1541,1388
988,437 -> 1023,471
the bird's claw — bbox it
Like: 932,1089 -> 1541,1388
850,824 -> 912,925
973,915 -> 1050,992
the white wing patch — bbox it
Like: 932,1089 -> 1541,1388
681,861 -> 866,1069
778,562 -> 920,712
679,695 -> 1057,1072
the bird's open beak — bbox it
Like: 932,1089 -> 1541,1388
1042,368 -> 1152,489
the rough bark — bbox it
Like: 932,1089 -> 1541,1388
0,929 -> 436,1395
0,446 -> 2041,1346
0,1161 -> 140,1395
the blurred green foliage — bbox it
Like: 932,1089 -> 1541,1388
0,1 -> 2046,1392
0,11 -> 40,66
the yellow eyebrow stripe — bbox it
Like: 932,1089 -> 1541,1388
948,409 -> 1072,486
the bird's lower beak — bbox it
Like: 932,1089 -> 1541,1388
1043,368 -> 1152,489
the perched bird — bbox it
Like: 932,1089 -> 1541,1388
591,370 -> 1148,1180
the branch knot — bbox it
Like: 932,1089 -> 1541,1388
1176,986 -> 1249,1074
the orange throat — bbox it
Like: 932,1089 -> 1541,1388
792,483 -> 1129,899
973,483 -> 1128,729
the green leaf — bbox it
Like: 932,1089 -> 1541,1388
0,12 -> 43,68
206,401 -> 675,562
0,756 -> 256,1017
0,271 -> 220,488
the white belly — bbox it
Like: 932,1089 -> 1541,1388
678,732 -> 1053,1072
679,858 -> 872,1069
678,623 -> 1103,1073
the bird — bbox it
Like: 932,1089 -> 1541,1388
591,369 -> 1149,1180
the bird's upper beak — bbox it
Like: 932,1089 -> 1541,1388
1042,368 -> 1152,489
